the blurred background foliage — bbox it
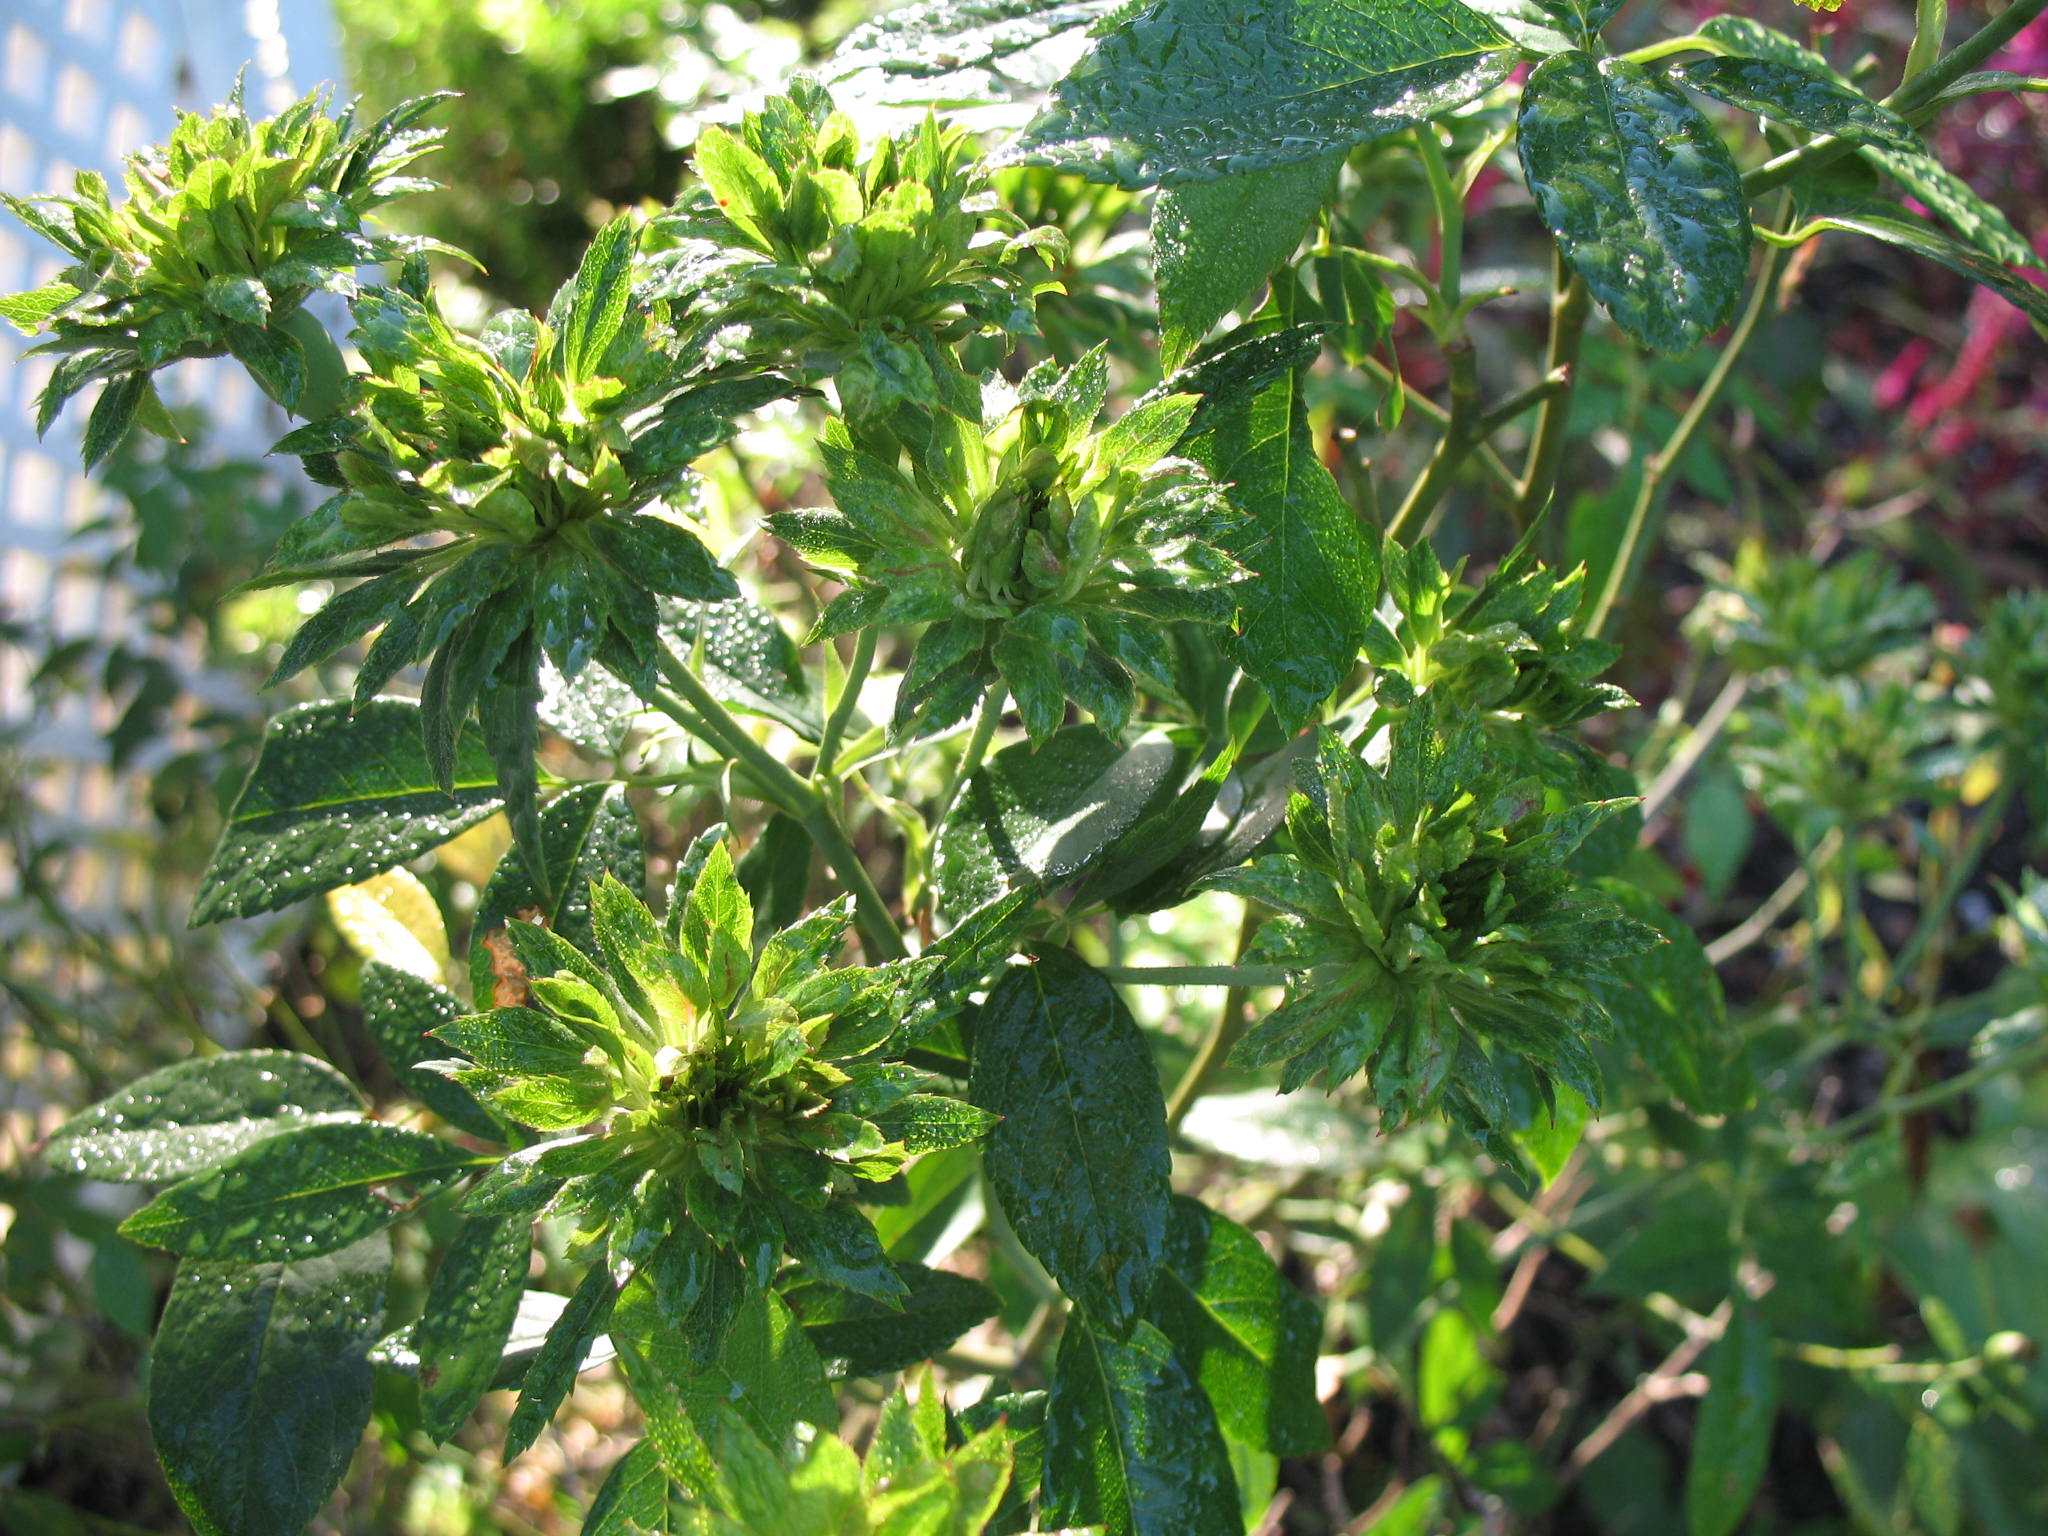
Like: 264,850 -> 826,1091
3,0 -> 2047,1532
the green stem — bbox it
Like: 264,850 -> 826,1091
933,682 -> 1005,831
1357,354 -> 1522,505
1513,258 -> 1591,526
1386,337 -> 1480,540
815,627 -> 875,780
652,645 -> 906,960
1164,905 -> 1266,1131
1415,125 -> 1464,319
1637,673 -> 1750,829
1880,772 -> 2016,998
1587,241 -> 1788,639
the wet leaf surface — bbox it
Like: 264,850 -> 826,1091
46,1051 -> 362,1184
119,1121 -> 486,1261
1186,367 -> 1376,732
150,1232 -> 389,1536
1044,1315 -> 1241,1536
998,0 -> 1513,188
194,699 -> 503,923
972,948 -> 1171,1331
360,963 -> 502,1138
414,1215 -> 534,1441
1671,57 -> 1921,154
1149,1195 -> 1330,1456
785,1262 -> 1002,1376
936,726 -> 1183,916
1518,51 -> 1752,353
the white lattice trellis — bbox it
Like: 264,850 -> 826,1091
0,0 -> 341,918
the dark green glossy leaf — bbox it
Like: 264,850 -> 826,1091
786,1262 -> 1002,1376
1670,57 -> 1920,154
1687,1303 -> 1778,1536
193,700 -> 503,923
1518,52 -> 1752,353
588,515 -> 739,602
1591,879 -> 1753,1116
1861,145 -> 2040,270
1186,368 -> 1375,732
1044,1316 -> 1241,1536
973,948 -> 1171,1330
415,1216 -> 534,1441
468,783 -> 644,1004
1804,206 -> 2048,333
584,1440 -> 667,1536
150,1233 -> 389,1536
507,1263 -> 621,1459
119,1121 -> 484,1261
936,727 -> 1183,917
83,370 -> 146,469
1150,1195 -> 1329,1457
360,963 -> 501,1138
1154,156 -> 1340,372
772,1196 -> 908,1304
998,0 -> 1512,188
667,595 -> 821,740
45,1051 -> 362,1184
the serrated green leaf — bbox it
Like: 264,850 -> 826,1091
415,1215 -> 533,1441
1804,206 -> 2048,333
588,514 -> 739,602
561,215 -> 637,383
83,371 -> 147,469
193,700 -> 503,924
773,1196 -> 908,1304
361,963 -> 501,1138
119,1121 -> 485,1261
935,726 -> 1183,917
613,1277 -> 836,1446
1044,1316 -> 1241,1536
1671,57 -> 1921,154
1149,1195 -> 1330,1457
1155,156 -> 1340,371
870,1094 -> 1001,1153
583,1440 -> 668,1536
1186,368 -> 1375,732
998,0 -> 1512,188
507,1263 -> 621,1459
1518,52 -> 1753,353
786,1262 -> 1002,1376
1686,1303 -> 1778,1536
1861,145 -> 2040,270
973,948 -> 1171,1330
45,1051 -> 362,1184
150,1233 -> 388,1536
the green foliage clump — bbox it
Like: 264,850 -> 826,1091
0,87 -> 448,457
654,81 -> 1066,424
773,349 -> 1238,740
1212,704 -> 1654,1141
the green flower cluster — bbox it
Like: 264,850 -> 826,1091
259,219 -> 783,795
0,86 -> 450,461
772,349 -> 1242,741
1367,534 -> 1632,730
1734,674 -> 1958,844
652,80 -> 1066,425
447,841 -> 993,1307
1208,704 -> 1656,1140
